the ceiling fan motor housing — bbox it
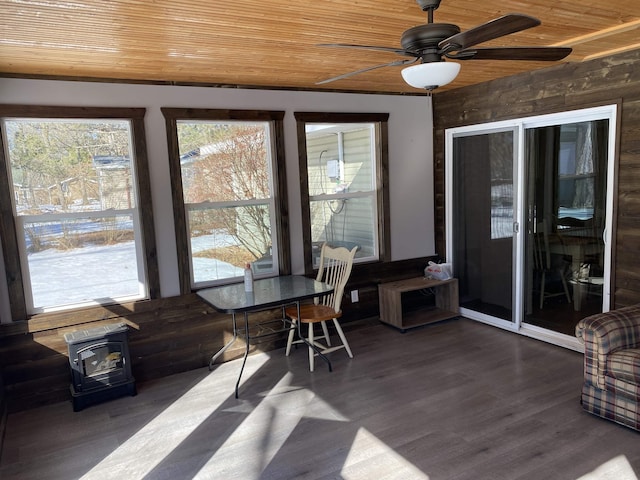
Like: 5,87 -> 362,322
401,23 -> 460,61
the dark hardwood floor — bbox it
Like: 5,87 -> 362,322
1,317 -> 638,480
524,292 -> 602,336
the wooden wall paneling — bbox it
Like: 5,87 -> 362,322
162,113 -> 192,295
130,113 -> 161,299
0,375 -> 5,456
271,115 -> 291,275
0,333 -> 71,409
0,110 -> 27,321
0,256 -> 436,411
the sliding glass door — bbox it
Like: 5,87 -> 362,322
449,128 -> 518,326
523,119 -> 610,335
446,105 -> 617,347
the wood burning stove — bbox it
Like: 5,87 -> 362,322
64,322 -> 136,411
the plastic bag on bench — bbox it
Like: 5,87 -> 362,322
424,261 -> 452,281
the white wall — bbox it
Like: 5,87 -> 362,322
0,78 -> 435,322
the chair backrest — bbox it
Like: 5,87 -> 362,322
315,242 -> 357,313
533,220 -> 552,270
534,218 -> 565,270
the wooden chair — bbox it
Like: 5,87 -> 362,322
285,242 -> 357,372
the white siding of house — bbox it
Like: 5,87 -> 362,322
306,128 -> 376,256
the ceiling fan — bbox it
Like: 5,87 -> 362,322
317,0 -> 572,90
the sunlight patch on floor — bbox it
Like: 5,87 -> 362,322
79,353 -> 270,479
577,455 -> 638,480
195,371 -> 350,478
341,427 -> 429,480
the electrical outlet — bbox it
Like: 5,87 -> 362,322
350,290 -> 359,303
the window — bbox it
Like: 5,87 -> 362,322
556,121 -> 608,224
162,108 -> 288,291
0,106 -> 159,319
295,112 -> 390,272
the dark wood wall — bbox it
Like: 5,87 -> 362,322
0,257 -> 429,412
432,48 -> 640,308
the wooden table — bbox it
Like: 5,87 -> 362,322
378,277 -> 459,332
197,275 -> 334,398
548,235 -> 602,310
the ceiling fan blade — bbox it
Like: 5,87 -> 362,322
318,43 -> 416,57
439,14 -> 541,52
316,58 -> 418,85
451,46 -> 572,61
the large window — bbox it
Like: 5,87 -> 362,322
0,106 -> 159,319
295,112 -> 390,272
162,109 -> 288,291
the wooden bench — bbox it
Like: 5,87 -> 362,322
378,277 -> 459,332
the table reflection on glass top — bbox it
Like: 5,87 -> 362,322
196,275 -> 333,314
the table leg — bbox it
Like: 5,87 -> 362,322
208,312 -> 239,370
212,301 -> 334,399
234,312 -> 251,399
570,257 -> 582,311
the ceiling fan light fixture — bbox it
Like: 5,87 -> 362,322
401,61 -> 461,90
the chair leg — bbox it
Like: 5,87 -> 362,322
333,319 -> 353,358
560,271 -> 572,303
540,271 -> 546,309
320,320 -> 331,346
308,323 -> 315,372
285,318 -> 297,356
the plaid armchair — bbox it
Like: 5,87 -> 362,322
576,305 -> 640,431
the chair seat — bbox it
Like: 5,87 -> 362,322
285,304 -> 342,323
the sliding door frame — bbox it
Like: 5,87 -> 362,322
445,104 -> 618,351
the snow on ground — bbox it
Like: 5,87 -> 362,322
28,232 -> 244,309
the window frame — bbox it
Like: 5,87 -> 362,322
162,108 -> 289,293
0,105 -> 160,321
294,112 -> 391,274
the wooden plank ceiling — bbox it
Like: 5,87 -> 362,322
0,0 -> 638,94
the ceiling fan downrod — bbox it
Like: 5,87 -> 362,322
416,0 -> 442,23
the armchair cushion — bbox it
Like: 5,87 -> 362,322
608,349 -> 640,383
576,304 -> 640,389
606,349 -> 640,398
576,304 -> 640,431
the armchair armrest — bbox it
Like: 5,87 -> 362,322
576,304 -> 640,388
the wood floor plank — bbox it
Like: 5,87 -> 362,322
1,318 -> 638,480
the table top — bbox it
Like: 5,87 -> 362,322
196,275 -> 333,313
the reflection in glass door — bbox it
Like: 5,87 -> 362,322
447,105 -> 616,345
451,129 -> 516,323
523,120 -> 609,335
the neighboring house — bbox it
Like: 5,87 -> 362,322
306,124 -> 376,259
93,156 -> 133,210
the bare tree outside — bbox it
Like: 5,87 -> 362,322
178,122 -> 274,275
7,120 -> 134,251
